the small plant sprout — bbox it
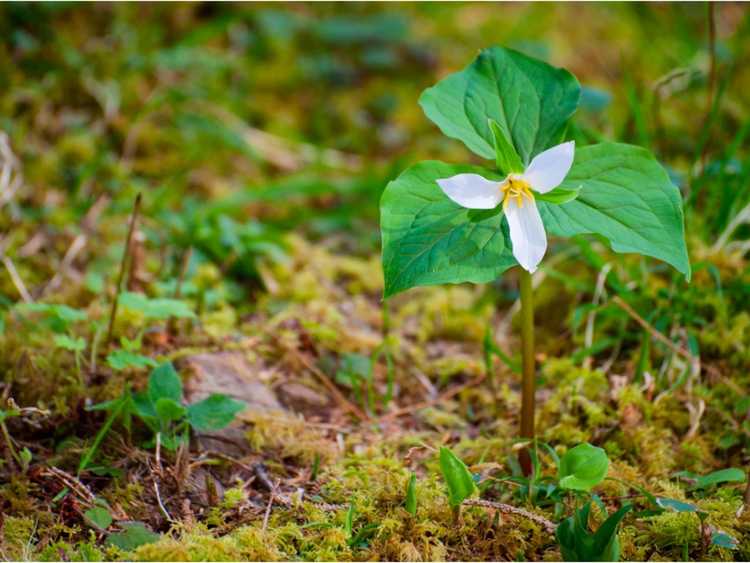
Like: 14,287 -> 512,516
380,46 -> 690,457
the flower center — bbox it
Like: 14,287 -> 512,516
500,176 -> 534,209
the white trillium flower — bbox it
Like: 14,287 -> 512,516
436,141 -> 575,274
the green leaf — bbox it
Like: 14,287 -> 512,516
148,363 -> 183,404
489,118 -> 523,175
558,443 -> 609,491
106,522 -> 160,551
106,350 -> 158,371
119,292 -> 195,320
591,504 -> 632,556
187,394 -> 245,431
345,502 -> 356,538
54,334 -> 86,352
79,392 -> 130,475
405,472 -> 417,516
380,160 -> 516,298
655,497 -> 700,513
19,447 -> 32,468
0,408 -> 20,424
540,143 -> 690,279
17,303 -> 88,333
154,398 -> 187,422
535,186 -> 581,205
84,506 -> 113,530
336,353 -> 372,387
419,46 -> 580,164
439,447 -> 477,507
692,468 -> 745,490
131,391 -> 158,421
556,502 -> 631,562
711,531 -> 738,549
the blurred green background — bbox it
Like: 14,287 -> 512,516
2,5 -> 750,560
0,2 -> 748,306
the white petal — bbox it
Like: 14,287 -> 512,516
522,141 -> 575,193
505,197 -> 547,273
436,174 -> 502,209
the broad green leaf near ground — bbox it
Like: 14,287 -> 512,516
539,143 -> 691,279
439,447 -> 477,507
187,394 -> 246,431
148,363 -> 183,404
380,160 -> 516,297
558,442 -> 609,491
420,46 -> 580,164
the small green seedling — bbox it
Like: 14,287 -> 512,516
131,362 -> 246,450
675,467 -> 745,492
118,292 -> 196,321
106,336 -> 158,371
0,405 -> 31,471
106,522 -> 160,551
54,333 -> 86,383
335,353 -> 375,414
380,46 -> 690,448
501,441 -> 606,507
80,362 -> 245,471
344,502 -> 379,549
439,446 -> 477,518
404,472 -> 417,516
556,502 -> 632,562
653,495 -> 739,553
83,500 -> 114,531
558,443 -> 609,492
16,302 -> 88,333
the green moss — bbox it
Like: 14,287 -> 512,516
1,516 -> 36,560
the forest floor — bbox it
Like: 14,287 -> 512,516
1,3 -> 750,561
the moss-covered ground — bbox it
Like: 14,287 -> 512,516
1,3 -> 750,561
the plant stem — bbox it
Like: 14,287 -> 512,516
0,420 -> 22,468
105,192 -> 142,348
519,268 -> 535,475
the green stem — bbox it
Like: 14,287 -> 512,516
1,420 -> 22,468
519,269 -> 535,441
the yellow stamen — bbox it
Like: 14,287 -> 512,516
500,176 -> 534,209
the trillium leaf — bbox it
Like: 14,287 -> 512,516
380,160 -> 516,298
539,143 -> 690,279
419,46 -> 580,164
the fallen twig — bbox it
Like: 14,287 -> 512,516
0,253 -> 32,303
463,498 -> 556,533
43,466 -> 96,505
